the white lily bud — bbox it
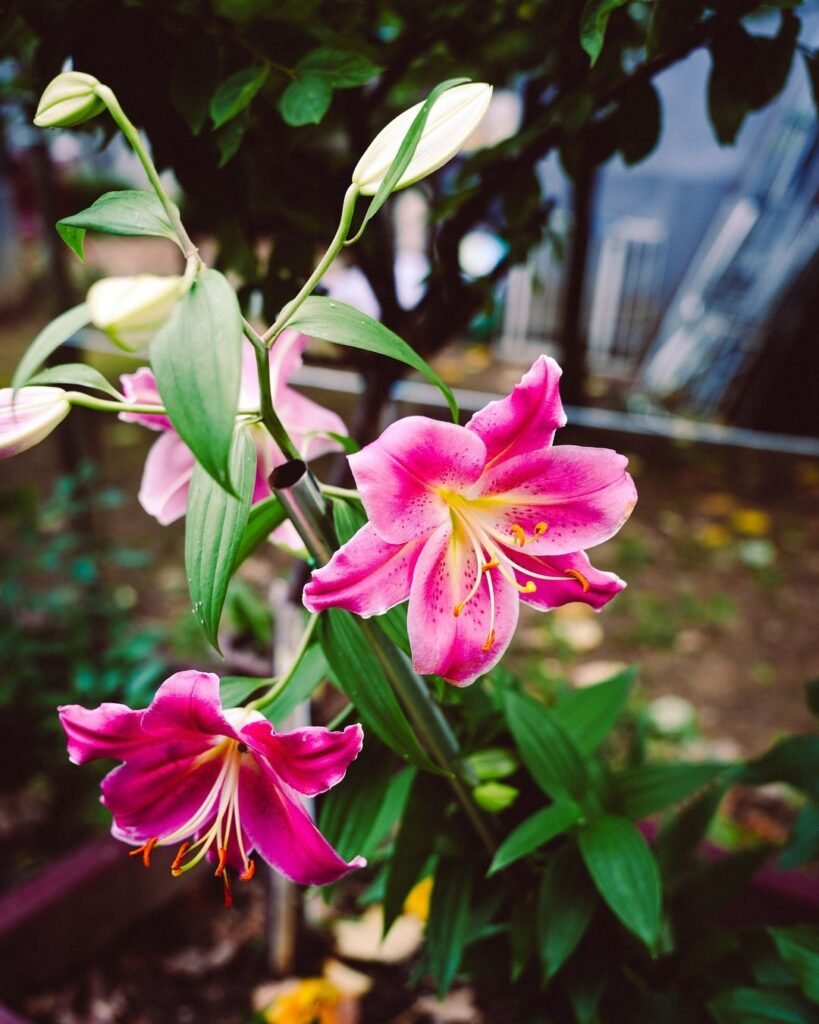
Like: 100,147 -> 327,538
0,387 -> 70,458
87,274 -> 185,351
33,71 -> 105,129
352,82 -> 493,196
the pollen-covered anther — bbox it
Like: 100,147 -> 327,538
481,559 -> 499,572
534,521 -> 548,535
240,859 -> 256,882
130,836 -> 159,868
453,601 -> 465,617
170,841 -> 191,876
520,581 -> 537,594
214,846 -> 229,877
510,524 -> 527,547
564,568 -> 591,592
482,629 -> 496,652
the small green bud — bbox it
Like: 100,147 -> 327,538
33,71 -> 105,129
473,782 -> 519,813
465,746 -> 519,782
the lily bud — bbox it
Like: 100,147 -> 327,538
33,71 -> 105,129
87,274 -> 185,351
0,387 -> 70,458
352,82 -> 493,196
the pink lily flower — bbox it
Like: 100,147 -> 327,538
59,671 -> 365,902
303,357 -> 636,685
120,331 -> 347,540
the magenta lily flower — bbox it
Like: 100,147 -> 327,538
303,357 -> 636,685
59,671 -> 365,903
121,331 -> 347,539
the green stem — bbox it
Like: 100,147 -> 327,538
242,319 -> 301,461
95,85 -> 199,260
247,615 -> 319,713
65,393 -> 261,418
320,484 -> 361,501
261,184 -> 359,345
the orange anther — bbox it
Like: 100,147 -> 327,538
453,602 -> 464,617
482,630 -> 496,652
481,559 -> 499,572
171,841 -> 190,875
240,859 -> 256,882
214,847 -> 229,877
534,521 -> 548,535
510,524 -> 527,547
130,836 -> 159,868
564,568 -> 591,592
522,581 -> 537,593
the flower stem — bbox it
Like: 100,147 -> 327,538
241,319 -> 301,461
270,459 -> 496,855
261,184 -> 359,346
95,85 -> 199,260
247,614 -> 319,713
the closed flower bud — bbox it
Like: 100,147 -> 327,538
352,82 -> 493,196
33,71 -> 105,129
87,274 -> 185,351
0,387 -> 70,458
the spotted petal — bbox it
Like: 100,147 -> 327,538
304,522 -> 424,616
242,722 -> 363,796
407,522 -> 520,685
142,671 -> 240,742
513,549 -> 626,611
349,417 -> 486,544
466,355 -> 566,466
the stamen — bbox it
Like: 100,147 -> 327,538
130,836 -> 159,868
222,872 -> 233,909
483,568 -> 497,652
240,859 -> 256,881
481,559 -> 499,571
510,524 -> 527,547
453,601 -> 464,617
534,521 -> 548,535
171,841 -> 191,876
564,568 -> 591,592
214,846 -> 229,877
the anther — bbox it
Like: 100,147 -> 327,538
510,524 -> 527,547
171,841 -> 191,875
534,521 -> 548,535
214,847 -> 229,877
453,602 -> 465,617
481,559 -> 499,572
130,836 -> 159,868
564,568 -> 591,592
482,630 -> 496,652
240,859 -> 256,882
521,581 -> 537,593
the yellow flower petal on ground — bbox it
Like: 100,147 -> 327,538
404,875 -> 434,921
731,508 -> 771,536
695,523 -> 732,549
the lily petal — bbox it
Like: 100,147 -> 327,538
407,522 -> 520,685
58,702 -> 146,765
240,760 -> 366,885
466,355 -> 566,466
349,417 -> 486,544
142,671 -> 240,742
138,431 -> 196,525
242,723 -> 363,796
476,446 -> 637,555
304,522 -> 423,616
514,549 -> 626,611
118,367 -> 173,431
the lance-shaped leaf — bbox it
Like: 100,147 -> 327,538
151,269 -> 243,491
488,800 -> 581,875
538,844 -> 599,980
185,426 -> 256,650
504,690 -> 588,802
28,363 -> 123,400
233,495 -> 288,569
577,814 -> 662,950
211,65 -> 269,128
319,607 -> 439,773
56,190 -> 182,261
288,296 -> 458,421
580,0 -> 630,65
551,667 -> 636,754
427,858 -> 475,996
613,761 -> 729,818
769,926 -> 819,1005
12,303 -> 90,390
383,771 -> 443,932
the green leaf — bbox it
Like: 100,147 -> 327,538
319,608 -> 438,773
655,779 -> 728,875
579,0 -> 630,65
674,847 -> 772,933
427,858 -> 474,996
233,495 -> 288,569
220,675 -> 269,707
210,65 -> 269,128
613,761 -> 729,818
278,73 -> 332,126
215,109 -> 250,167
577,815 -> 662,950
780,802 -> 819,870
151,269 -> 243,491
647,0 -> 705,59
770,926 -> 819,1004
488,800 -> 581,875
538,844 -> 598,979
739,735 -> 819,798
288,296 -> 459,421
383,771 -> 443,932
12,303 -> 91,389
504,690 -> 588,802
613,81 -> 662,165
296,47 -> 381,88
185,426 -> 256,650
551,667 -> 636,754
320,748 -> 414,863
28,363 -> 123,400
263,643 -> 330,726
56,190 -> 181,261
350,78 -> 468,241
708,987 -> 816,1023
